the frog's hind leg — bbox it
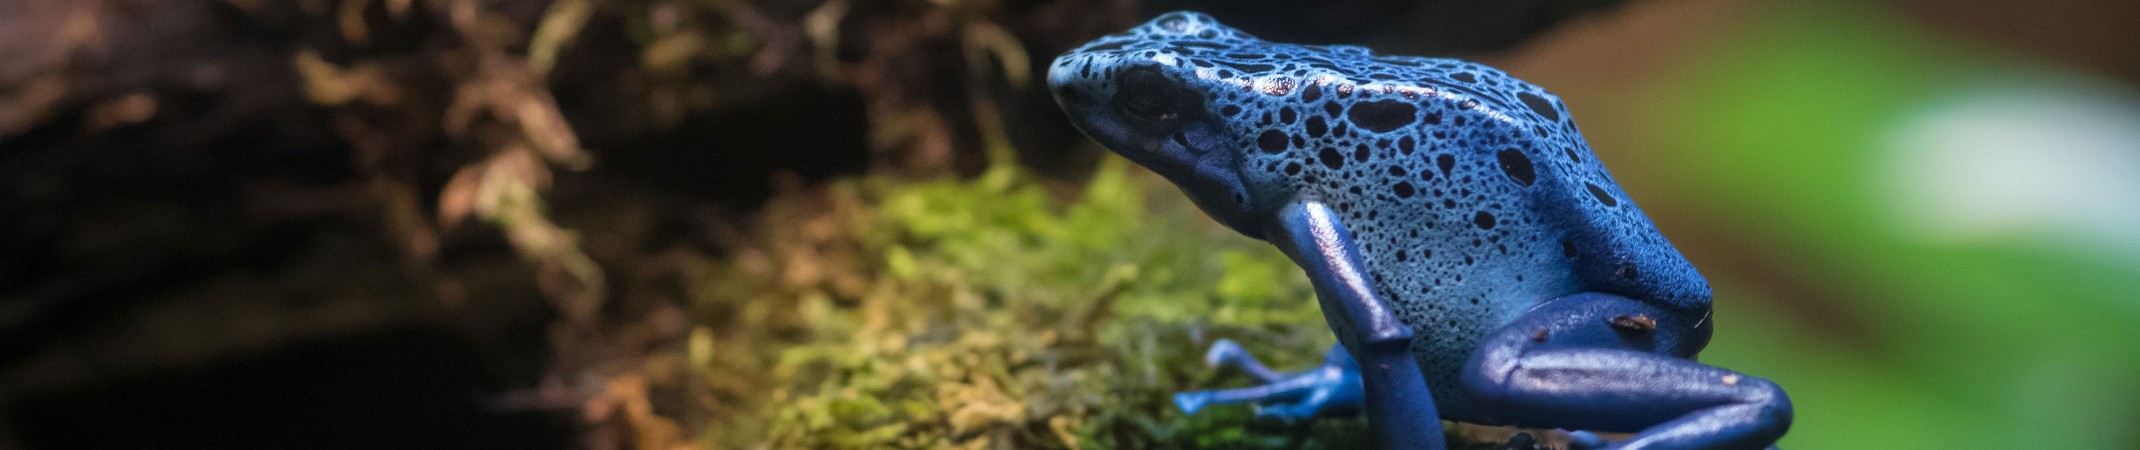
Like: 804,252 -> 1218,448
1459,293 -> 1792,450
1174,342 -> 1364,420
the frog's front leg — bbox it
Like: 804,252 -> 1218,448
1460,293 -> 1792,450
1176,199 -> 1445,449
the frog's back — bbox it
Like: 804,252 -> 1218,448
1139,40 -> 1712,305
1051,12 -> 1711,415
1228,54 -> 1712,414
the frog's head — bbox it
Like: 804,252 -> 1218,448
1048,12 -> 1272,233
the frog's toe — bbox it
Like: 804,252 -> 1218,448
1564,431 -> 1607,450
1249,369 -> 1349,421
1200,338 -> 1285,382
1173,391 -> 1211,415
1201,338 -> 1246,366
1175,345 -> 1364,419
1251,394 -> 1329,421
1170,370 -> 1319,416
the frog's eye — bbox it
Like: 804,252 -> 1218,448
1113,67 -> 1200,127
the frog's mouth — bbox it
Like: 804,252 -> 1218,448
1178,144 -> 1265,236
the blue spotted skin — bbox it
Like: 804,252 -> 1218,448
1051,12 -> 1790,450
1052,9 -> 1705,411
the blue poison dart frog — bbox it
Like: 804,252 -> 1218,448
1048,12 -> 1790,450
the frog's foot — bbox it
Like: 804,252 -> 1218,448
1174,341 -> 1363,420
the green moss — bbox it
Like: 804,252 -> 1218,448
694,158 -> 1386,449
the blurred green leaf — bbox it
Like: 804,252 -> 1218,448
1643,3 -> 2140,449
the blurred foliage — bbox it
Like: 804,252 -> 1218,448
1627,2 -> 2140,449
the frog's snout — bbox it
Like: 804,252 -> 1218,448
1046,53 -> 1101,114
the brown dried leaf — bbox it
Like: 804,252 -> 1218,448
293,49 -> 400,106
338,0 -> 371,44
83,93 -> 157,131
437,162 -> 487,228
529,0 -> 592,77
